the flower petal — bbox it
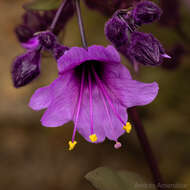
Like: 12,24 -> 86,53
58,47 -> 88,73
21,36 -> 40,50
123,80 -> 159,107
29,86 -> 52,111
88,45 -> 120,64
40,73 -> 79,127
103,60 -> 132,81
103,62 -> 158,107
107,76 -> 159,108
57,45 -> 120,74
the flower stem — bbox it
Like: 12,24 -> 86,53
128,107 -> 165,190
75,0 -> 88,49
49,0 -> 69,33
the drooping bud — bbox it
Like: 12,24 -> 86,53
12,51 -> 41,88
128,32 -> 170,66
132,1 -> 162,25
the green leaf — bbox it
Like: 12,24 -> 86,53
24,0 -> 62,11
85,167 -> 155,190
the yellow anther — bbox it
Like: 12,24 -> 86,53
89,134 -> 98,142
68,141 -> 77,151
123,122 -> 132,134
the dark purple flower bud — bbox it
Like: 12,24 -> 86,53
15,11 -> 46,43
129,32 -> 170,66
15,25 -> 33,43
12,51 -> 40,88
132,1 -> 162,25
23,11 -> 46,31
114,9 -> 137,32
37,31 -> 56,50
52,43 -> 69,60
105,16 -> 128,47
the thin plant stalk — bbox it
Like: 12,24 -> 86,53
128,107 -> 165,190
49,0 -> 69,32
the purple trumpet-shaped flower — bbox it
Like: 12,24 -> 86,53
128,32 -> 171,66
29,45 -> 159,149
12,50 -> 41,88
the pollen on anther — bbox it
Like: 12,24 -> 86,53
89,134 -> 98,142
123,122 -> 132,134
68,141 -> 77,151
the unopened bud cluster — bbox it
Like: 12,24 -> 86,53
105,1 -> 170,68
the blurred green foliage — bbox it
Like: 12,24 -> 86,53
85,167 -> 154,190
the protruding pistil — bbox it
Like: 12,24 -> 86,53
114,141 -> 122,149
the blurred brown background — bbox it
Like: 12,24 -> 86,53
0,0 -> 190,190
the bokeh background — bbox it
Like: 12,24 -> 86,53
0,0 -> 190,189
